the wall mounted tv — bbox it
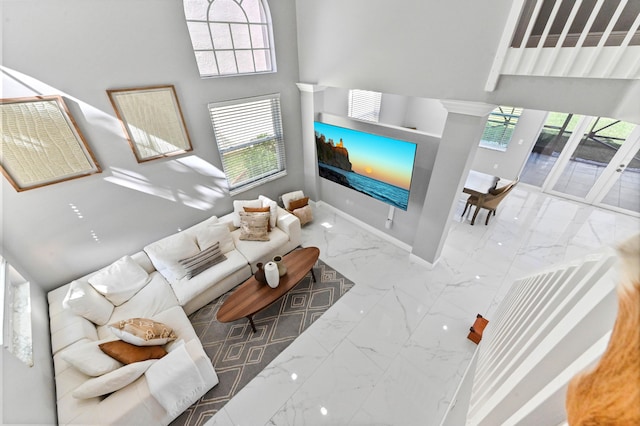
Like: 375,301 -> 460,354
314,121 -> 417,211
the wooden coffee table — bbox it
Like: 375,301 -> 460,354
216,246 -> 320,332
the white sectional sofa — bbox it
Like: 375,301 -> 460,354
47,198 -> 301,425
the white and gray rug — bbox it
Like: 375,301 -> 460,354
171,258 -> 354,426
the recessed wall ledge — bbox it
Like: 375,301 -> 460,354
440,99 -> 496,117
296,83 -> 327,93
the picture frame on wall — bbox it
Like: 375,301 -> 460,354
107,85 -> 193,163
0,95 -> 102,192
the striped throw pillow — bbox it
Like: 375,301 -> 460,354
178,242 -> 227,279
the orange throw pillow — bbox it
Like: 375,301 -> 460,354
288,197 -> 309,211
99,340 -> 167,364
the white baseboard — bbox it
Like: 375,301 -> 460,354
314,200 -> 413,253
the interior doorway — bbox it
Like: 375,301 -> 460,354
521,113 -> 640,215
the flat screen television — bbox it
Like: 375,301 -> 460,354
314,121 -> 417,211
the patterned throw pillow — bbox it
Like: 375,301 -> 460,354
109,318 -> 177,346
178,242 -> 227,279
238,211 -> 270,241
244,206 -> 271,231
292,204 -> 313,225
99,340 -> 167,364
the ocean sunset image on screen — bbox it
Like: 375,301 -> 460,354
314,121 -> 417,210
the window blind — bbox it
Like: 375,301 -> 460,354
208,93 -> 286,195
480,106 -> 523,151
348,89 -> 382,122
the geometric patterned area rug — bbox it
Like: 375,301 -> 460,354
170,258 -> 354,426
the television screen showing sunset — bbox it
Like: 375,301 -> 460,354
314,121 -> 417,210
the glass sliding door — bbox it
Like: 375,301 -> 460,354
520,112 -> 581,187
551,117 -> 636,198
522,112 -> 639,215
598,146 -> 640,213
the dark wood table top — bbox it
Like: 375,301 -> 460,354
216,246 -> 320,324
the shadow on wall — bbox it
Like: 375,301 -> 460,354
1,66 -> 231,291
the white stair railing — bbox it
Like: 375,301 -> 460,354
465,248 -> 620,425
486,0 -> 640,91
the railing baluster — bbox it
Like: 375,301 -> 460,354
581,0 -> 629,77
602,11 -> 640,77
525,0 -> 564,75
561,0 -> 605,76
511,0 -> 546,74
543,0 -> 584,76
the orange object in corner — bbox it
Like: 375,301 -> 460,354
468,314 -> 489,344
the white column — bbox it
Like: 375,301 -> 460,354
411,100 -> 496,266
296,83 -> 326,201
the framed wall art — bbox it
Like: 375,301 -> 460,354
0,95 -> 101,192
107,85 -> 193,163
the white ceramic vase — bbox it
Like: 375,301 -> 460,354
264,261 -> 279,288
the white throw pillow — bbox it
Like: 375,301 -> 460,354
144,233 -> 200,283
88,256 -> 151,306
196,223 -> 235,254
63,280 -> 114,325
72,359 -> 155,399
232,199 -> 263,227
259,195 -> 278,229
60,339 -> 123,376
281,190 -> 305,211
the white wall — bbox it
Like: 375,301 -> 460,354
1,0 -> 303,292
295,0 -> 639,123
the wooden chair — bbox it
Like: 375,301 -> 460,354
462,178 -> 519,225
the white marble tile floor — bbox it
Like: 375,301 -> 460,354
207,185 -> 639,426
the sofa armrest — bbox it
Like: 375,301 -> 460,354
276,207 -> 301,246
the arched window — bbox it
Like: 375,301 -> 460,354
184,0 -> 276,77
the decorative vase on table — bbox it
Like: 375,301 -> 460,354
254,262 -> 266,284
264,261 -> 279,288
272,255 -> 287,277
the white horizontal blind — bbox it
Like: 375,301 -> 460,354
348,89 -> 381,122
466,249 -> 619,425
209,93 -> 286,195
480,106 -> 523,151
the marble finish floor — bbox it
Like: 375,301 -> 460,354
207,185 -> 639,426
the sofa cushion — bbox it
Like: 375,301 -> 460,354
99,340 -> 167,364
71,359 -> 156,399
195,222 -> 235,254
60,338 -> 123,376
239,211 -> 270,241
96,271 -> 179,340
169,249 -> 249,307
109,318 -> 177,346
88,256 -> 151,306
182,215 -> 219,240
178,242 -> 227,279
231,226 -> 289,265
259,195 -> 278,229
63,280 -> 114,326
144,232 -> 200,283
232,199 -> 263,227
